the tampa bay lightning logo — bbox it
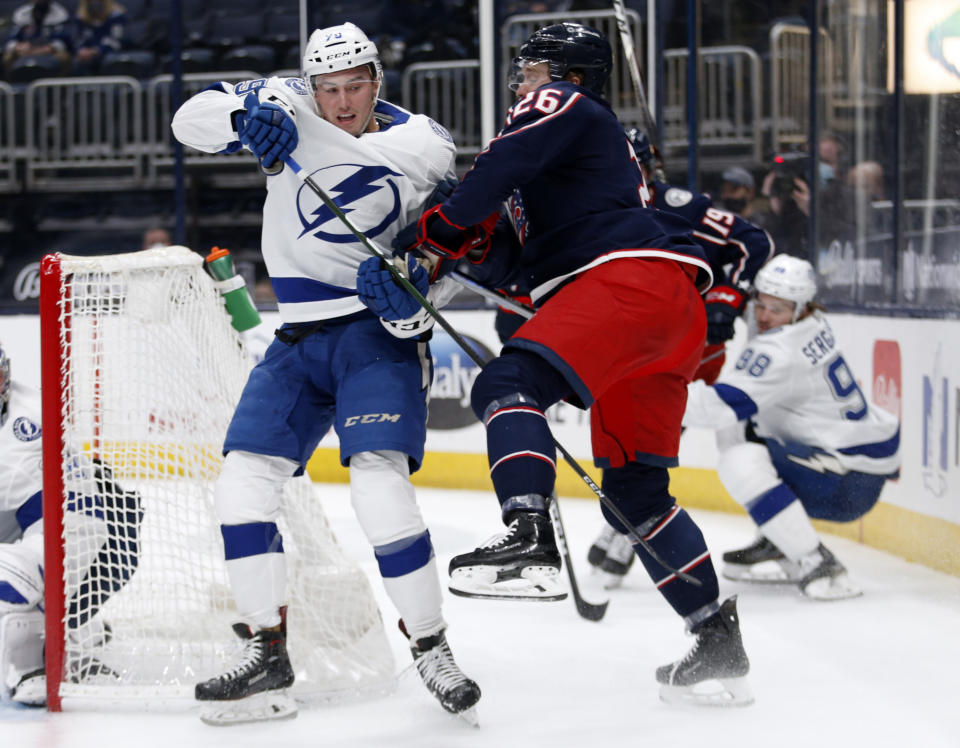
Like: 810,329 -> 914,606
296,164 -> 404,243
12,416 -> 41,442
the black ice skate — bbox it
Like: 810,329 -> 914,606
722,535 -> 797,584
587,524 -> 617,567
448,511 -> 566,601
403,621 -> 481,722
599,530 -> 635,582
656,596 -> 753,707
195,608 -> 297,725
797,544 -> 862,601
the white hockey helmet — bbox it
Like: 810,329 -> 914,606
753,255 -> 818,321
302,22 -> 383,94
0,341 -> 9,428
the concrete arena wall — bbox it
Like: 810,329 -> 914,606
5,307 -> 959,576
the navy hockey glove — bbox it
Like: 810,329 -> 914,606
391,176 -> 460,257
703,284 -> 748,344
415,204 -> 499,261
356,255 -> 429,321
236,92 -> 298,169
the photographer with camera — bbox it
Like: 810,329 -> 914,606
757,133 -> 857,258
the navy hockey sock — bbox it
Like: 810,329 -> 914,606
634,506 -> 719,617
482,395 -> 556,512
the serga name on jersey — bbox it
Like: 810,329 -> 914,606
684,312 -> 900,476
171,76 -> 456,322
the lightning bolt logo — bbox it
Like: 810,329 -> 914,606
297,164 -> 403,243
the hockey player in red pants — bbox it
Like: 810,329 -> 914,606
402,23 -> 753,706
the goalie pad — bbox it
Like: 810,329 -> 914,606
0,610 -> 44,702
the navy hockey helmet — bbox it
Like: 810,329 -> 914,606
514,23 -> 613,95
0,342 -> 9,428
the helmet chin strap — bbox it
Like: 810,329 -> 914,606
357,79 -> 381,134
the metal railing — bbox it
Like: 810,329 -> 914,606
24,76 -> 143,190
145,71 -> 260,185
662,45 -> 761,163
500,9 -> 647,132
0,82 -> 17,192
769,22 -> 835,152
401,60 -> 482,156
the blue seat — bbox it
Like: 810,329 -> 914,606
263,13 -> 299,46
7,54 -> 64,85
220,45 -> 276,73
208,13 -> 266,49
175,47 -> 217,74
100,50 -> 156,79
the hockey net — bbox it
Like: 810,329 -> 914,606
38,246 -> 395,710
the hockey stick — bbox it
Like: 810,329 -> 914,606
449,271 -> 533,318
612,0 -> 666,181
283,155 -> 700,588
548,493 -> 608,621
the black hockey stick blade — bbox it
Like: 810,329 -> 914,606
548,496 -> 609,622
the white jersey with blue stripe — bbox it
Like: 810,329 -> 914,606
0,382 -> 44,532
171,76 -> 457,322
684,312 -> 900,475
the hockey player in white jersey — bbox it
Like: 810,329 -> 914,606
171,22 -> 480,722
0,342 -> 142,705
683,255 -> 900,600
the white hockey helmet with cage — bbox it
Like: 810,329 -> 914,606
753,255 -> 818,321
0,341 -> 9,428
302,22 -> 383,94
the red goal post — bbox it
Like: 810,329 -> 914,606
38,247 -> 394,711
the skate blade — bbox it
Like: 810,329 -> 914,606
455,705 -> 480,727
722,560 -> 798,584
199,692 -> 298,726
590,567 -> 627,590
659,675 -> 754,708
449,565 -> 567,601
801,573 -> 863,601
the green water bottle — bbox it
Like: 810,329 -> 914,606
205,247 -> 261,332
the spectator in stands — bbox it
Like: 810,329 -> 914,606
717,166 -> 763,222
73,0 -> 126,75
141,227 -> 170,250
2,0 -> 73,75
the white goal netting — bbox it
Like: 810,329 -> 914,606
42,246 -> 394,709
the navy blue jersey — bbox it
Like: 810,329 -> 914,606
442,82 -> 711,304
650,181 -> 774,289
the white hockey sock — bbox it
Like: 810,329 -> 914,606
225,553 -> 286,629
383,555 -> 445,642
758,498 -> 820,562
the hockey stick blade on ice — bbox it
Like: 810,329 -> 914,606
548,494 -> 608,621
283,155 -> 700,589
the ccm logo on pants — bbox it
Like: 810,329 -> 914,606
344,413 -> 402,427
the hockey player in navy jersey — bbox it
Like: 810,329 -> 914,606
589,131 -> 775,583
684,255 -> 900,599
171,22 -> 480,720
404,22 -> 753,706
0,341 -> 142,706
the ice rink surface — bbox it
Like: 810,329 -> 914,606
3,484 -> 959,747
